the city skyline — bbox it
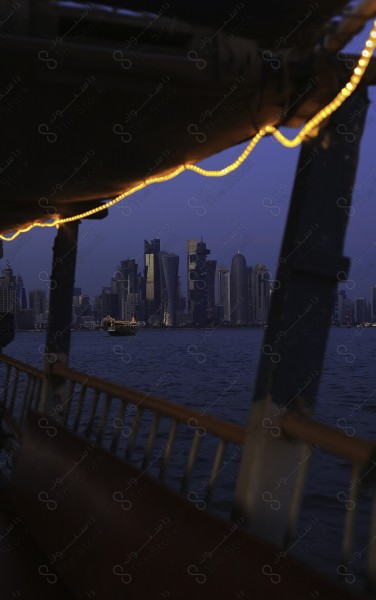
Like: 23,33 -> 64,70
3,218 -> 376,305
2,237 -> 376,330
0,239 -> 272,329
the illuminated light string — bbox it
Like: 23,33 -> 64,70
1,20 -> 376,242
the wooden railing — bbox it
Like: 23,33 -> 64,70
282,412 -> 376,590
0,353 -> 43,436
1,352 -> 376,592
0,354 -> 245,516
52,361 -> 246,509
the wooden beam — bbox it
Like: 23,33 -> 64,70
234,89 -> 370,548
39,220 -> 79,418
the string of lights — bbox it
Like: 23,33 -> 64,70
1,19 -> 376,243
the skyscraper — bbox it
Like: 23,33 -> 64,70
252,264 -> 271,325
0,264 -> 22,327
217,267 -> 231,322
354,297 -> 366,323
93,287 -> 118,324
187,240 -> 200,315
112,259 -> 140,320
144,239 -> 161,325
187,239 -> 212,326
230,251 -> 248,325
335,289 -> 347,325
29,289 -> 47,328
371,285 -> 376,322
206,259 -> 217,322
247,266 -> 253,324
72,294 -> 92,327
159,252 -> 179,326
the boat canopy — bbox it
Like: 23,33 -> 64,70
0,0 -> 375,235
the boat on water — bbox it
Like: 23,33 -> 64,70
1,0 -> 376,598
108,317 -> 139,336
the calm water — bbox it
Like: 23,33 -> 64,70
3,327 -> 376,587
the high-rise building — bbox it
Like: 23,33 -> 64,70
334,289 -> 347,325
217,267 -> 230,322
176,277 -> 186,312
252,264 -> 271,325
0,264 -> 22,327
72,295 -> 92,326
366,301 -> 372,322
206,259 -> 217,322
29,289 -> 47,328
247,266 -> 253,324
160,252 -> 179,326
354,297 -> 366,323
94,287 -> 118,323
344,297 -> 354,325
144,239 -> 161,324
187,240 -> 203,316
19,277 -> 27,309
230,252 -> 248,325
123,292 -> 141,321
72,288 -> 82,307
371,285 -> 376,322
112,259 -> 140,320
187,239 -> 212,326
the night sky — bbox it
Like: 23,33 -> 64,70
3,27 -> 376,302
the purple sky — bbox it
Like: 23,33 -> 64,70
3,29 -> 376,302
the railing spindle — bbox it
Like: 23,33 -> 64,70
26,376 -> 37,413
181,430 -> 202,493
96,394 -> 111,445
85,389 -> 100,438
33,377 -> 43,410
125,407 -> 143,460
2,364 -> 11,406
142,412 -> 160,470
159,419 -> 178,481
73,384 -> 88,432
18,375 -> 32,426
340,465 -> 361,568
205,439 -> 227,504
8,368 -> 19,416
63,380 -> 76,426
111,401 -> 127,454
367,491 -> 376,595
284,443 -> 312,549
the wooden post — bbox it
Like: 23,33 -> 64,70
39,221 -> 79,419
234,90 -> 369,547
